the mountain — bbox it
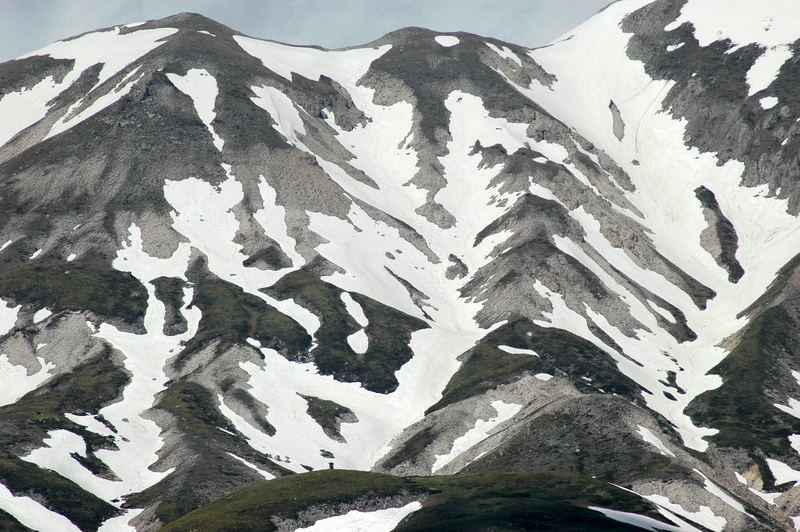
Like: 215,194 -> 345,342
1,0 -> 800,530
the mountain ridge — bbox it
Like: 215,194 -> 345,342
1,0 -> 800,530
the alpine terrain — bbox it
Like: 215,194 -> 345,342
1,0 -> 800,529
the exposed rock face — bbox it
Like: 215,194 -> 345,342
2,1 -> 800,530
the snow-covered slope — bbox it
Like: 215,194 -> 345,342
2,2 -> 800,530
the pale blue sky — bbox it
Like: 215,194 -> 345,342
0,0 -> 612,62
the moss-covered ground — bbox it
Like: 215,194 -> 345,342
269,269 -> 428,393
161,469 -> 667,532
0,253 -> 147,326
427,318 -> 639,414
0,351 -> 127,530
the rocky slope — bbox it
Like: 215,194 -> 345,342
1,0 -> 800,530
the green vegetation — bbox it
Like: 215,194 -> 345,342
156,380 -> 237,439
0,458 -> 118,531
161,469 -> 666,532
152,276 -> 188,335
354,293 -> 429,393
463,398 -> 688,486
152,276 -> 186,310
382,428 -> 437,470
241,246 -> 290,270
129,450 -> 275,527
0,509 -> 31,531
0,254 -> 147,326
225,388 -> 276,436
689,306 -> 800,482
129,380 -> 279,525
427,343 -> 536,414
0,349 -> 128,434
177,271 -> 311,363
0,351 -> 128,529
428,319 -> 639,413
396,471 -> 660,532
301,395 -> 355,442
160,470 -> 417,532
269,269 -> 428,393
694,186 -> 744,283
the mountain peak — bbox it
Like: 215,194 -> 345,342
135,11 -> 236,37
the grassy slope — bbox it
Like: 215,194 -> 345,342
0,253 -> 147,326
269,269 -> 428,393
0,509 -> 32,531
177,272 -> 311,363
302,395 -> 355,442
0,352 -> 127,530
161,470 -> 664,532
427,318 -> 639,414
688,305 -> 800,487
125,379 -> 292,525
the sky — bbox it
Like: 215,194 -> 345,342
0,0 -> 612,62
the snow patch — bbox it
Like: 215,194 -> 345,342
759,96 -> 778,109
431,400 -> 521,473
97,509 -> 142,532
0,481 -> 81,531
767,458 -> 800,486
250,85 -> 306,145
534,373 -> 553,381
524,0 -> 800,454
647,300 -> 676,324
347,329 -> 369,354
486,42 -> 522,66
65,413 -> 115,438
643,493 -> 725,531
24,224 -> 200,502
227,452 -> 275,480
497,345 -> 539,357
775,397 -> 800,419
46,67 -> 144,140
637,426 -> 675,457
234,35 -> 390,84
341,292 -> 368,327
295,501 -> 421,532
664,1 -> 800,49
33,308 -> 52,323
253,175 -> 305,267
746,45 -> 793,96
693,469 -> 748,516
5,27 -> 176,145
224,326 -> 489,473
0,75 -> 61,147
0,299 -> 20,336
749,487 -> 780,505
163,170 -> 318,336
589,506 -> 684,531
0,355 -> 55,406
435,35 -> 459,47
166,68 -> 224,151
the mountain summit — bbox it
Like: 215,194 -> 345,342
2,1 -> 800,530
